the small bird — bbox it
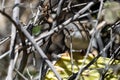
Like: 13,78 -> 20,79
65,21 -> 89,50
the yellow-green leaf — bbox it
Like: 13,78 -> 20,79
45,52 -> 120,80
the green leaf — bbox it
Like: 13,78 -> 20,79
32,25 -> 41,36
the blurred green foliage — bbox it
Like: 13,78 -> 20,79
103,1 -> 120,24
32,25 -> 41,36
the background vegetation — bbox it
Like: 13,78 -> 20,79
0,0 -> 120,80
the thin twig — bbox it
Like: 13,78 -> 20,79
0,36 -> 10,45
14,69 -> 28,80
1,0 -> 5,10
75,1 -> 104,79
0,50 -> 9,59
27,68 -> 33,80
